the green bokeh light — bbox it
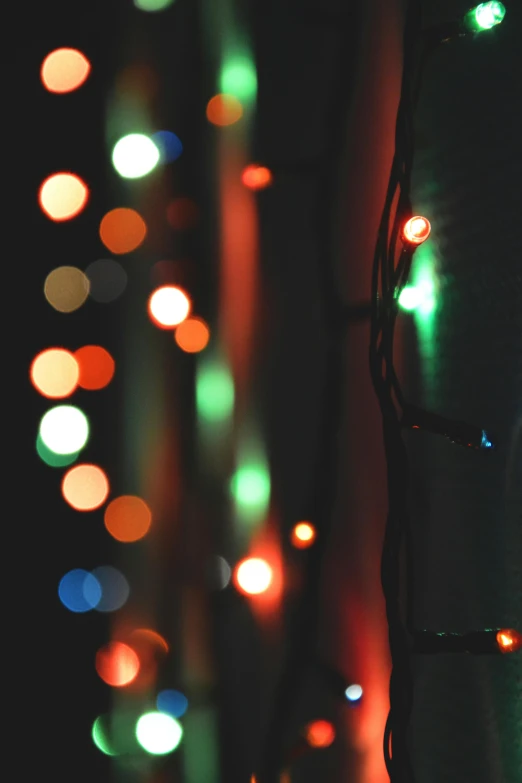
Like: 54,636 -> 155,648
112,134 -> 160,179
39,405 -> 89,455
230,464 -> 270,524
36,433 -> 79,467
399,281 -> 435,313
133,0 -> 175,11
136,712 -> 183,755
196,358 -> 234,423
220,57 -> 257,103
92,716 -> 117,756
464,2 -> 506,31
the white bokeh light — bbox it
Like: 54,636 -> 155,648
112,134 -> 160,179
39,405 -> 89,455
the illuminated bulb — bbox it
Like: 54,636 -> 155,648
235,557 -> 273,595
290,521 -> 316,549
135,712 -> 183,755
402,216 -> 431,246
345,684 -> 363,702
305,720 -> 335,748
241,164 -> 273,191
148,285 -> 191,328
112,134 -> 160,179
496,629 -> 522,654
464,2 -> 506,31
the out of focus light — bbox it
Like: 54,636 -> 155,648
234,557 -> 273,595
175,317 -> 210,353
44,266 -> 90,313
220,57 -> 257,102
209,555 -> 232,589
30,348 -> 79,398
74,345 -> 115,390
305,720 -> 336,748
148,285 -> 191,328
41,48 -> 91,93
112,134 -> 160,179
130,628 -> 169,655
92,566 -> 130,612
345,684 -> 363,703
152,130 -> 183,163
464,2 -> 506,31
96,641 -> 140,686
85,259 -> 128,303
58,568 -> 101,612
166,197 -> 198,230
156,689 -> 188,718
230,466 -> 270,514
290,521 -> 316,549
398,281 -> 435,312
134,0 -> 174,10
39,173 -> 89,221
241,164 -> 273,191
99,208 -> 147,255
39,405 -> 89,455
62,464 -> 109,510
196,357 -> 234,423
36,433 -> 79,467
136,712 -> 183,755
496,629 -> 522,654
92,715 -> 117,756
104,495 -> 152,542
402,216 -> 431,246
206,94 -> 243,126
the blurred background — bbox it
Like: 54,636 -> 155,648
11,0 -> 521,782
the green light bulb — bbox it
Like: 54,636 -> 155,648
464,2 -> 506,32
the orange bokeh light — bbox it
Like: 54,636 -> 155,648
74,345 -> 115,390
129,628 -> 169,655
148,285 -> 191,328
496,629 -> 522,654
206,94 -> 243,126
290,521 -> 316,549
95,641 -> 140,687
402,216 -> 431,245
41,48 -> 91,93
241,165 -> 273,191
99,207 -> 147,254
62,464 -> 110,511
305,720 -> 336,748
166,197 -> 199,230
30,348 -> 79,399
104,495 -> 152,542
174,317 -> 210,353
234,557 -> 273,596
39,172 -> 89,222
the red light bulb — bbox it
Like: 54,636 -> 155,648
496,629 -> 522,654
241,164 -> 273,191
402,216 -> 431,245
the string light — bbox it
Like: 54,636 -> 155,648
401,404 -> 495,451
463,2 -> 506,32
401,215 -> 431,246
412,628 -> 522,655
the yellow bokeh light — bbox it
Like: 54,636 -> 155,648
38,172 -> 89,221
148,285 -> 191,329
234,557 -> 273,596
62,464 -> 110,511
41,48 -> 91,93
30,348 -> 79,398
44,266 -> 90,313
290,521 -> 316,549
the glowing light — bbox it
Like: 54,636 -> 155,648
112,134 -> 160,179
30,348 -> 79,398
85,259 -> 128,303
39,405 -> 89,455
74,345 -> 115,390
156,689 -> 188,718
241,164 -> 273,191
104,495 -> 152,542
166,197 -> 198,230
290,521 -> 316,549
39,172 -> 89,221
62,464 -> 109,510
175,317 -> 210,353
96,641 -> 140,686
220,57 -> 257,102
136,712 -> 183,755
130,628 -> 169,655
152,130 -> 183,163
206,94 -> 243,126
148,285 -> 191,328
99,208 -> 147,255
231,467 -> 270,512
234,557 -> 273,595
44,266 -> 90,313
402,216 -> 431,246
196,358 -> 234,422
465,2 -> 506,30
41,48 -> 91,93
496,629 -> 522,654
58,568 -> 101,612
209,555 -> 232,589
134,0 -> 175,10
345,684 -> 363,702
92,566 -> 130,612
36,434 -> 79,467
92,716 -> 117,756
305,720 -> 336,748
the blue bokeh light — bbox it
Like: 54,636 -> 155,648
345,683 -> 363,703
156,689 -> 189,718
58,569 -> 102,613
151,131 -> 183,163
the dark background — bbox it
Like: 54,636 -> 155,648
10,0 -> 521,781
